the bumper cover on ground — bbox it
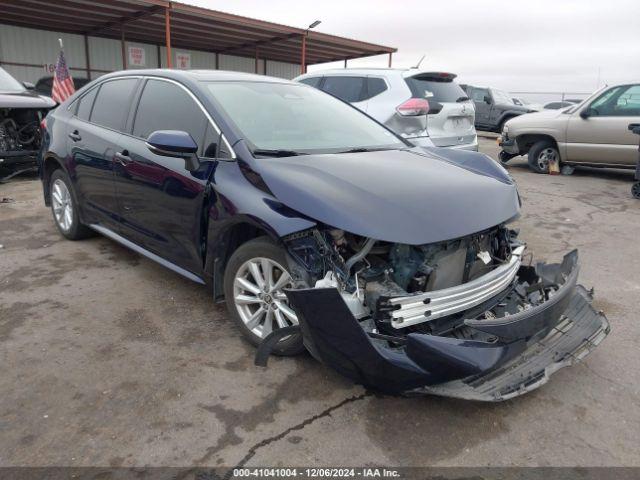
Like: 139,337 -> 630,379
283,251 -> 609,400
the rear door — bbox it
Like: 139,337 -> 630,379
566,84 -> 640,165
66,77 -> 139,228
113,77 -> 224,274
405,73 -> 475,147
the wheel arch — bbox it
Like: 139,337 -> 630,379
515,133 -> 561,157
205,218 -> 282,302
41,154 -> 67,206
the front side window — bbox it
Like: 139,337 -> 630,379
590,85 -> 640,116
204,81 -> 405,154
321,76 -> 366,103
90,78 -> 138,131
491,89 -> 513,105
133,79 -> 208,155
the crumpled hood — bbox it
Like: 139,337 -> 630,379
256,148 -> 520,245
0,91 -> 56,109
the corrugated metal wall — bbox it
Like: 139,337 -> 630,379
0,24 -> 300,84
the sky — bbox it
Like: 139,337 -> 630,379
183,0 -> 640,103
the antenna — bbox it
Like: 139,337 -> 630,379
412,54 -> 426,69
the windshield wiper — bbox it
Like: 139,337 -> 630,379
252,149 -> 307,157
456,96 -> 470,102
337,147 -> 395,154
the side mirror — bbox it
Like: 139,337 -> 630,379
483,95 -> 492,104
146,130 -> 200,171
23,81 -> 35,90
580,107 -> 596,119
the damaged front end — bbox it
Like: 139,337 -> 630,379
259,226 -> 609,401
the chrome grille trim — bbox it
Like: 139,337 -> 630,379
389,246 -> 525,329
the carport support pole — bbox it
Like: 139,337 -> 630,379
255,48 -> 259,74
388,52 -> 393,67
165,6 -> 173,68
344,59 -> 347,68
84,35 -> 91,79
121,27 -> 127,69
300,34 -> 306,74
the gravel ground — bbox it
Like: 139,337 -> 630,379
0,138 -> 639,468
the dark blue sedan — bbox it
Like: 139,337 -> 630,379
38,70 -> 609,400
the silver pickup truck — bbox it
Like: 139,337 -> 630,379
499,82 -> 640,173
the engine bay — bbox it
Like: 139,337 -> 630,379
283,225 -> 571,342
0,108 -> 43,156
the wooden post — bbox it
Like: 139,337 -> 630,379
83,34 -> 91,79
344,58 -> 347,68
300,33 -> 306,75
165,6 -> 173,68
263,58 -> 267,76
215,52 -> 219,70
388,52 -> 393,68
121,26 -> 127,69
156,44 -> 161,67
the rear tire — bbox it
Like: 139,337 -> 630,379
49,169 -> 93,240
528,140 -> 559,174
223,237 -> 304,356
632,182 -> 640,199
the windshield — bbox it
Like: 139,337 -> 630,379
491,89 -> 513,105
204,82 -> 406,155
0,67 -> 26,93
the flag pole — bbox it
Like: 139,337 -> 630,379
59,38 -> 64,50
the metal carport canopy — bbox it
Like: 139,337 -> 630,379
0,0 -> 397,71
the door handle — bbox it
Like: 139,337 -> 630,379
68,130 -> 81,142
114,150 -> 132,165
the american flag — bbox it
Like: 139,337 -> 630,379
51,50 -> 75,103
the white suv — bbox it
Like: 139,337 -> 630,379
294,69 -> 478,151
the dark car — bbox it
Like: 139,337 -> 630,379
39,70 -> 609,401
461,84 -> 537,132
34,76 -> 91,99
0,67 -> 55,180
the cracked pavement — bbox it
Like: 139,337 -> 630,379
1,138 -> 639,468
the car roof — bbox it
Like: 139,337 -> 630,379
297,68 -> 458,79
99,69 -> 293,84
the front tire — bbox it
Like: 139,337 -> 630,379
528,140 -> 559,174
49,169 -> 93,240
223,237 -> 304,356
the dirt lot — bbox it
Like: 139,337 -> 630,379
1,138 -> 639,468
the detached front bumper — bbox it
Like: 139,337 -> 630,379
0,150 -> 39,179
499,136 -> 519,155
283,250 -> 610,401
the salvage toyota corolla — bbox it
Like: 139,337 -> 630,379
39,70 -> 609,401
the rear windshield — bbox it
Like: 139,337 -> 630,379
405,75 -> 466,103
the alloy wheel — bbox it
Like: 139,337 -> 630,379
51,179 -> 74,232
233,257 -> 298,339
537,147 -> 558,172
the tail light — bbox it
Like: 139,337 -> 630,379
40,117 -> 47,131
396,98 -> 430,116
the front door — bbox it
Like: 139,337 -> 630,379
566,84 -> 640,166
113,78 -> 222,274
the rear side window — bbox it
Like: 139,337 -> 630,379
90,78 -> 138,131
299,77 -> 321,88
364,77 -> 387,100
322,76 -> 366,103
76,87 -> 98,121
405,75 -> 466,103
132,79 -> 208,154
